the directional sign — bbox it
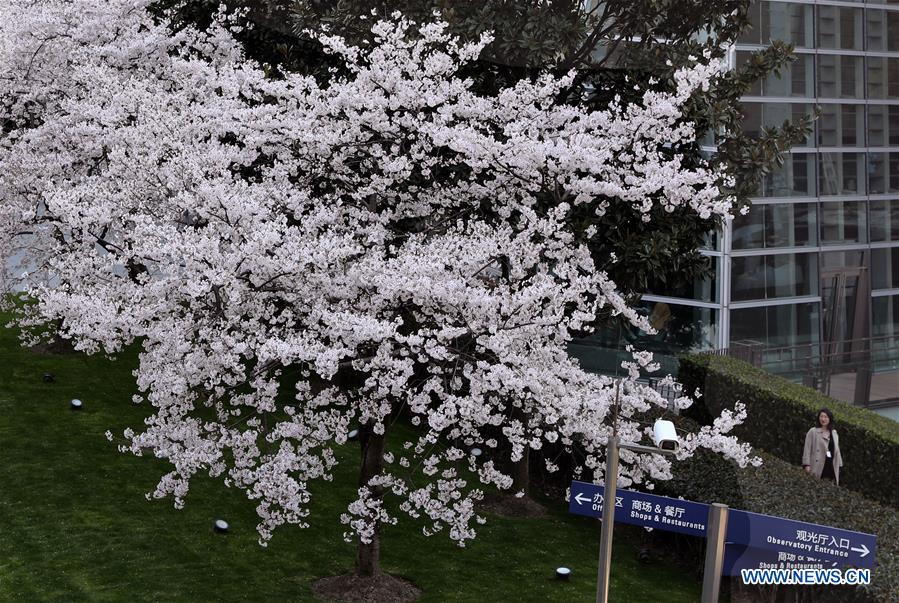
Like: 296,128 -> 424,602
568,480 -> 710,538
723,544 -> 838,576
726,509 -> 877,569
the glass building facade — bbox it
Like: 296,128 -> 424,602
623,0 -> 899,414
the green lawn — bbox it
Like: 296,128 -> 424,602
0,320 -> 704,602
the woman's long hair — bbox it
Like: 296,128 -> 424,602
816,408 -> 835,431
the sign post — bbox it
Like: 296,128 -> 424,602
595,436 -> 619,603
701,503 -> 729,603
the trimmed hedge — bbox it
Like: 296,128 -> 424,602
679,353 -> 899,508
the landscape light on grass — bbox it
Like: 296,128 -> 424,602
470,447 -> 482,457
70,399 -> 82,411
555,567 -> 571,580
347,429 -> 359,441
42,373 -> 54,383
214,519 -> 229,534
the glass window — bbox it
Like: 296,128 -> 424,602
732,203 -> 817,249
629,301 -> 719,353
765,2 -> 815,47
819,153 -> 865,196
872,247 -> 899,289
817,6 -> 863,50
872,295 -> 899,338
743,103 -> 814,146
867,57 -> 899,99
821,250 -> 866,270
739,2 -> 815,47
768,53 -> 815,97
759,153 -> 815,197
866,105 -> 899,147
731,253 -> 818,301
817,104 -> 864,147
730,302 -> 820,349
736,50 -> 814,97
866,10 -> 899,52
645,258 -> 718,303
869,153 -> 899,194
818,55 -> 864,99
738,2 -> 763,44
736,51 -> 763,96
821,201 -> 867,244
871,200 -> 899,242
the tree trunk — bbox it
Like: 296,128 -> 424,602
355,422 -> 386,577
509,405 -> 530,497
511,448 -> 529,496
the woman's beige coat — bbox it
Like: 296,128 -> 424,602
802,427 -> 843,484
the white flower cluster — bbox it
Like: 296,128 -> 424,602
0,0 -> 752,546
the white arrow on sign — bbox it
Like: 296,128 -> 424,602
574,493 -> 591,506
851,544 -> 870,557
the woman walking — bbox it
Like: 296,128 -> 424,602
802,408 -> 843,484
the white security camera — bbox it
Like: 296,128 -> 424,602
653,419 -> 679,452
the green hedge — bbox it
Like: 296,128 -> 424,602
678,354 -> 899,508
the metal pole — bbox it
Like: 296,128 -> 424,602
701,503 -> 729,603
596,435 -> 619,603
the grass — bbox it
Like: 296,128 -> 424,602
0,320 -> 704,602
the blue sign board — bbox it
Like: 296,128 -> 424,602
726,509 -> 876,569
569,480 -> 877,571
568,480 -> 710,538
723,544 -> 838,576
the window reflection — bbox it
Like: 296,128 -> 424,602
731,253 -> 818,301
867,106 -> 899,147
732,203 -> 816,249
821,201 -> 867,245
743,103 -> 814,146
819,153 -> 865,196
817,104 -> 863,147
866,9 -> 899,52
629,301 -> 718,353
760,153 -> 814,197
817,6 -> 863,51
645,258 -> 718,303
872,295 -> 899,338
731,303 -> 820,349
818,55 -> 864,99
871,200 -> 899,242
739,2 -> 815,47
867,57 -> 899,99
872,248 -> 899,289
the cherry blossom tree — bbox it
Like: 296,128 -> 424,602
1,0 -> 757,584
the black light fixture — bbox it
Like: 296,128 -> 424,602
42,373 -> 55,383
555,567 -> 571,581
70,399 -> 83,411
214,519 -> 229,534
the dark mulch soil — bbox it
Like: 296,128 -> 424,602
477,492 -> 548,518
28,337 -> 77,355
312,573 -> 421,603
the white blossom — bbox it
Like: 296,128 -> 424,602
0,0 -> 752,546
